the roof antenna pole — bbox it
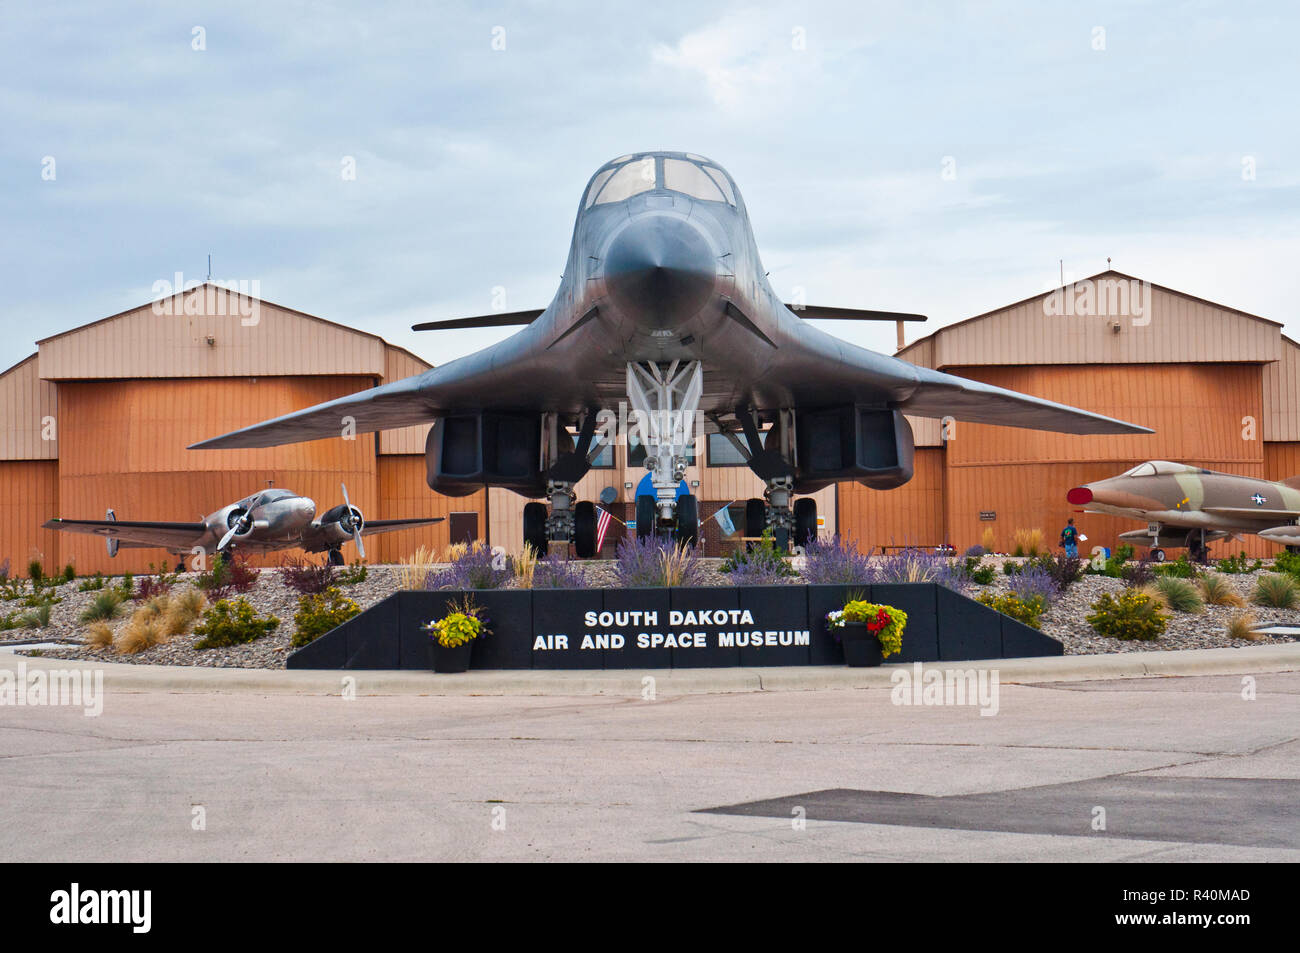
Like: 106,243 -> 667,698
1059,259 -> 1063,288
207,254 -> 211,282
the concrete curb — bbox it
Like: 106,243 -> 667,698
2,643 -> 1298,697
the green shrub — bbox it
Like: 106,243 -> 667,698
1273,551 -> 1300,581
1216,551 -> 1262,574
1087,589 -> 1168,641
79,588 -> 128,624
292,587 -> 361,648
193,597 -> 280,649
78,573 -> 106,592
976,591 -> 1046,629
1198,573 -> 1245,607
18,604 -> 52,629
1252,572 -> 1298,609
1152,553 -> 1197,579
27,560 -> 43,584
1154,575 -> 1203,613
337,561 -> 368,586
62,564 -> 75,584
963,556 -> 996,585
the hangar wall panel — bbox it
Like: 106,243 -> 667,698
0,460 -> 60,572
836,447 -> 945,551
1263,336 -> 1300,442
944,364 -> 1264,467
1264,442 -> 1300,483
378,345 -> 434,456
0,355 -> 58,460
57,378 -> 378,476
946,460 -> 1276,559
38,288 -> 386,380
374,456 -> 485,564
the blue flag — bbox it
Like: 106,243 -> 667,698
715,505 -> 736,537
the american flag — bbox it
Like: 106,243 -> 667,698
595,506 -> 613,553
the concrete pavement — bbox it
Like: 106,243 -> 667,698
0,649 -> 1296,861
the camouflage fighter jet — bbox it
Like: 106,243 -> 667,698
44,484 -> 442,569
1066,460 -> 1300,561
193,151 -> 1150,556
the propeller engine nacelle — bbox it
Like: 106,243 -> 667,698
318,503 -> 365,546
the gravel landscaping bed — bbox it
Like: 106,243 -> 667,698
7,557 -> 1297,669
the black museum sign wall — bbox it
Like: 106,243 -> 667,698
286,583 -> 1063,670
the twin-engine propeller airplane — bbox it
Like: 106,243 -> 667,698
1067,461 -> 1300,561
193,151 -> 1150,555
44,484 -> 443,569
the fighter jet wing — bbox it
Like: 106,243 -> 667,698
358,517 -> 446,537
43,518 -> 208,549
1203,506 -> 1300,519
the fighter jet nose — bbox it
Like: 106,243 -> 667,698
1066,486 -> 1094,505
604,215 -> 716,327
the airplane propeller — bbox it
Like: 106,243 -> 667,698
218,508 -> 252,552
339,482 -> 365,560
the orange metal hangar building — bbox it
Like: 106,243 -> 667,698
0,284 -> 476,576
842,270 -> 1300,559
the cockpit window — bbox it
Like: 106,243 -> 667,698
583,168 -> 616,208
702,166 -> 736,204
593,158 -> 657,205
663,158 -> 726,203
254,489 -> 294,506
1122,463 -> 1157,477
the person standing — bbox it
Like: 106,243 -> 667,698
1060,518 -> 1079,557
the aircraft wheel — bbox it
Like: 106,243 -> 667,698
675,494 -> 699,548
1150,548 -> 1165,563
635,495 -> 655,541
744,498 -> 766,546
793,498 -> 818,549
523,502 -> 548,556
1288,545 -> 1300,554
574,501 -> 597,558
327,548 -> 345,566
174,560 -> 186,574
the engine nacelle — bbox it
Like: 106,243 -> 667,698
426,412 -> 545,497
793,405 -> 914,494
317,504 -> 364,546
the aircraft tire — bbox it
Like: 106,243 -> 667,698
574,501 -> 597,558
327,548 -> 345,566
675,494 -> 699,548
636,495 -> 655,541
794,498 -> 818,549
523,502 -> 548,556
744,498 -> 766,545
1150,548 -> 1165,562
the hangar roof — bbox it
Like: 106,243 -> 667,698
898,270 -> 1282,370
36,283 -> 431,382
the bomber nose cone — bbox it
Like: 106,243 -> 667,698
604,215 -> 716,328
295,498 -> 316,520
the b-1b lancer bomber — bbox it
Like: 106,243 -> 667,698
194,152 -> 1150,555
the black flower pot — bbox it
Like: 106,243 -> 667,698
839,622 -> 884,668
429,639 -> 473,673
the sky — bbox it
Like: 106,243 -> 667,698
2,0 -> 1298,373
